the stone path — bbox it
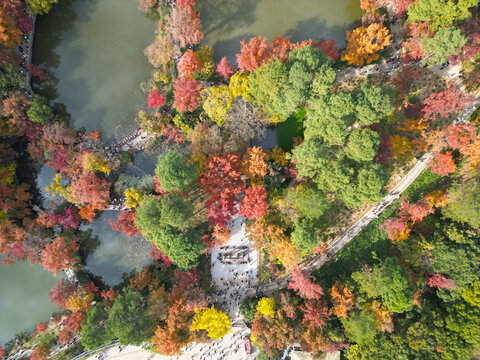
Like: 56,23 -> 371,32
210,213 -> 258,317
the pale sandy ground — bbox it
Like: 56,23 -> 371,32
87,326 -> 255,360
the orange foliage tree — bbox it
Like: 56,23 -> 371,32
241,146 -> 268,180
329,281 -> 355,319
0,7 -> 21,48
342,23 -> 391,66
40,237 -> 79,275
178,50 -> 202,78
69,171 -> 110,211
430,152 -> 456,176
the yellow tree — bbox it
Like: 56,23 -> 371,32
124,187 -> 142,208
273,239 -> 297,270
201,85 -> 233,126
44,173 -> 69,199
190,306 -> 231,340
65,290 -> 94,313
228,72 -> 252,101
257,297 -> 276,318
82,152 -> 111,175
342,23 -> 391,66
390,134 -> 413,161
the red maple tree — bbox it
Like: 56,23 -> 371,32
236,36 -> 270,72
50,207 -> 82,230
426,273 -> 456,289
380,217 -> 411,241
148,89 -> 166,108
444,123 -> 476,152
205,189 -> 237,227
216,56 -> 234,80
239,184 -> 268,220
166,6 -> 203,48
110,210 -> 138,236
173,77 -> 203,112
423,83 -> 474,121
300,299 -> 330,329
36,322 -> 48,333
288,265 -> 323,300
49,278 -> 78,311
69,171 -> 110,211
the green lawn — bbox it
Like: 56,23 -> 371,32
277,108 -> 306,151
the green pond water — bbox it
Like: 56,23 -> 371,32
0,259 -> 62,346
198,0 -> 362,60
32,0 -> 156,143
0,0 -> 361,348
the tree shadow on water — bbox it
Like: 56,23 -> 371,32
210,33 -> 256,62
33,0 -> 96,69
77,228 -> 101,265
198,0 -> 261,36
284,17 -> 354,47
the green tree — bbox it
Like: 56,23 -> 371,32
0,65 -> 22,98
354,83 -> 394,126
443,177 -> 480,229
462,281 -> 480,308
304,93 -> 354,146
155,150 -> 199,193
106,288 -> 153,346
81,303 -> 113,351
352,257 -> 414,313
27,94 -> 52,124
240,298 -> 259,322
140,225 -> 206,270
291,219 -> 320,252
408,0 -> 479,31
344,129 -> 380,162
286,183 -> 330,220
249,46 -> 332,122
421,27 -> 467,66
340,164 -> 388,208
291,141 -> 353,192
135,194 -> 194,231
343,312 -> 379,346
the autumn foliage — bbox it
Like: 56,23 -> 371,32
342,23 -> 391,66
173,77 -> 203,112
178,50 -> 202,78
240,184 -> 268,220
110,210 -> 138,236
216,56 -> 234,80
329,282 -> 355,318
288,265 -> 324,300
40,237 -> 79,275
148,89 -> 166,108
430,152 -> 456,176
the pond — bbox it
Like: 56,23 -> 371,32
0,259 -> 62,346
32,0 -> 156,143
198,0 -> 362,60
